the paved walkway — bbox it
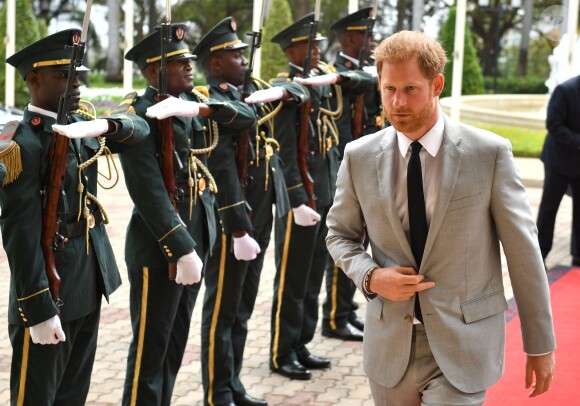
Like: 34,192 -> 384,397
0,157 -> 572,405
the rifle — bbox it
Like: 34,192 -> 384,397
157,1 -> 178,280
238,0 -> 269,196
41,0 -> 93,309
352,2 -> 378,140
297,0 -> 321,210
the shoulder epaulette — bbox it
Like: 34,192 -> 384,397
111,91 -> 138,115
0,121 -> 22,185
194,85 -> 210,98
269,72 -> 291,85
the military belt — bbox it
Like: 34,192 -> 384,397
66,209 -> 104,238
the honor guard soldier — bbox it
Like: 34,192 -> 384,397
320,7 -> 385,342
1,29 -> 148,405
193,17 -> 309,406
268,13 -> 376,380
120,24 -> 255,406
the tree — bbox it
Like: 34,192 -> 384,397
262,0 -> 294,80
105,0 -> 121,81
1,0 -> 46,108
438,6 -> 484,97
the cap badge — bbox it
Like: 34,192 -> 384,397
176,25 -> 185,41
345,60 -> 352,68
72,32 -> 81,44
231,19 -> 237,32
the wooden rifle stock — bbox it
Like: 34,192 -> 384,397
156,96 -> 178,280
40,131 -> 68,309
351,93 -> 365,140
298,98 -> 316,210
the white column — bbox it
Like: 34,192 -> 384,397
252,0 -> 262,78
123,0 -> 135,91
450,0 -> 466,121
566,0 -> 579,78
348,0 -> 358,13
5,0 -> 16,107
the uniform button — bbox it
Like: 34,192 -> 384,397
163,245 -> 168,249
310,108 -> 314,113
271,167 -> 276,172
18,307 -> 23,311
404,315 -> 413,323
168,253 -> 173,257
23,318 -> 27,322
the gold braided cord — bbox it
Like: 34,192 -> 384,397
77,136 -> 106,171
97,147 -> 120,189
252,76 -> 272,90
191,156 -> 218,194
86,192 -> 110,224
191,88 -> 209,103
257,101 -> 283,127
318,83 -> 343,117
190,119 -> 219,155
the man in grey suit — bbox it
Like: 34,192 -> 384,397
326,31 -> 556,405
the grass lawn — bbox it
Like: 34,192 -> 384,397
464,121 -> 546,158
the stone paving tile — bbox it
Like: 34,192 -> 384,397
0,157 -> 572,405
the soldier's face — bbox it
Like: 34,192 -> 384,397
28,68 -> 81,113
288,41 -> 320,69
167,59 -> 194,95
213,50 -> 247,86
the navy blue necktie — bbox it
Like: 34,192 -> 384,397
408,141 -> 427,323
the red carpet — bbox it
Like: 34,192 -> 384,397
485,267 -> 580,405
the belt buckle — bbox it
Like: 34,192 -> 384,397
87,213 -> 95,229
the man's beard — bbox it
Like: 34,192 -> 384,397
385,95 -> 436,136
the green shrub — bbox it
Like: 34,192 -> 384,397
261,0 -> 293,81
439,6 -> 485,98
483,76 -> 548,94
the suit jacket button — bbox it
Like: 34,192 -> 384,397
404,315 -> 413,323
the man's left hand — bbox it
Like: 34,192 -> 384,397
52,119 -> 110,139
525,351 -> 555,397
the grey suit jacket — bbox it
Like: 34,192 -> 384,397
326,115 -> 556,393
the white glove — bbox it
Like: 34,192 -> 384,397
362,65 -> 378,78
233,233 -> 261,261
29,315 -> 66,345
176,250 -> 203,285
244,87 -> 286,104
292,204 -> 321,226
52,119 -> 110,139
146,96 -> 201,119
293,73 -> 339,87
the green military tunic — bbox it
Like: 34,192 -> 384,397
0,107 -> 148,406
201,75 -> 308,405
322,53 -> 382,333
268,63 -> 374,368
117,86 -> 254,406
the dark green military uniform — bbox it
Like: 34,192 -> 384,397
269,13 -> 375,372
0,160 -> 6,188
194,17 -> 308,406
1,28 -> 148,406
322,7 -> 384,337
120,25 -> 255,406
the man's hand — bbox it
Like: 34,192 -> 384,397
526,352 -> 555,397
233,233 -> 261,261
244,87 -> 286,104
52,119 -> 110,139
368,267 -> 435,301
146,96 -> 200,119
29,315 -> 66,345
293,73 -> 339,87
175,250 -> 203,285
292,204 -> 321,227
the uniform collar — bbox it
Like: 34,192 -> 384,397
28,104 -> 57,120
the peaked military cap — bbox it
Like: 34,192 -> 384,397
271,13 -> 327,51
193,17 -> 248,65
6,29 -> 89,80
331,7 -> 374,35
125,23 -> 196,70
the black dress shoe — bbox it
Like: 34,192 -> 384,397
348,315 -> 365,331
270,360 -> 311,380
322,322 -> 364,341
297,353 -> 331,369
234,393 -> 268,406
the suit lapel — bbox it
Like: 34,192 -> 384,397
422,116 -> 463,266
376,127 -> 415,264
